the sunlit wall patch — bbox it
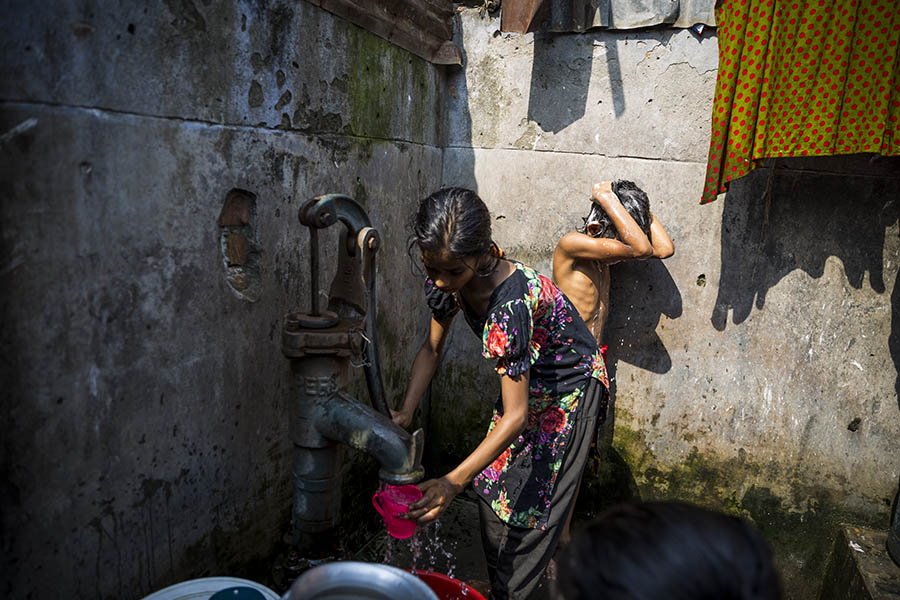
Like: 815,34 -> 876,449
217,188 -> 261,302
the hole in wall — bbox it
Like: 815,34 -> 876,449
217,188 -> 261,302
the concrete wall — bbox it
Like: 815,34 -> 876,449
434,9 -> 900,599
0,2 -> 442,598
3,2 -> 899,599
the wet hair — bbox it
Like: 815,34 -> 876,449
580,180 -> 652,239
556,501 -> 782,600
407,187 -> 500,276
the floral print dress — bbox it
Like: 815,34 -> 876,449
426,261 -> 608,530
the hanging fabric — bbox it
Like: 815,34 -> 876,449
702,0 -> 900,203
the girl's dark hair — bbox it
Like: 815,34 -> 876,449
556,501 -> 782,600
580,180 -> 652,239
407,187 -> 500,276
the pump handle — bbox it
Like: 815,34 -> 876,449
296,194 -> 392,419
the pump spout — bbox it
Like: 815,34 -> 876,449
318,391 -> 425,485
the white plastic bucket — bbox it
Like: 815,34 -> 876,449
140,576 -> 280,600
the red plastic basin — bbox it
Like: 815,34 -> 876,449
407,570 -> 487,600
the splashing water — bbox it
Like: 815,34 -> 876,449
379,517 -> 460,579
384,530 -> 396,565
417,519 -> 460,578
410,528 -> 423,572
426,520 -> 458,579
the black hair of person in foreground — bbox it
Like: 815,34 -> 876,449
556,501 -> 782,600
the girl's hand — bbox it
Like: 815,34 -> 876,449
405,476 -> 462,524
391,408 -> 413,429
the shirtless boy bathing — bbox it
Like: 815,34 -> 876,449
553,180 -> 674,346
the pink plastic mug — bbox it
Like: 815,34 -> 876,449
372,484 -> 422,539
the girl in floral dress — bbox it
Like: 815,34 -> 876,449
393,187 -> 608,600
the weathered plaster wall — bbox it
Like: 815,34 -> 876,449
0,2 -> 442,598
435,9 -> 900,598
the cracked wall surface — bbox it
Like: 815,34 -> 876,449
0,1 -> 443,598
436,9 -> 900,599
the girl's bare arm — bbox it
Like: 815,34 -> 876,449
392,316 -> 452,428
406,371 -> 530,524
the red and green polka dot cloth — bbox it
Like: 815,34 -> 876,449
702,0 -> 900,203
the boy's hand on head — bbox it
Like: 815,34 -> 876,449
591,181 -> 613,202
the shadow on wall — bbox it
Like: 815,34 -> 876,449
605,259 -> 683,373
527,29 -> 626,132
574,258 -> 681,518
528,32 -> 592,130
442,13 -> 477,193
711,155 -> 900,405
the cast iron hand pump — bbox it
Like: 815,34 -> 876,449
282,194 -> 424,545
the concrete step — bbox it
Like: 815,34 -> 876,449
820,525 -> 900,600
